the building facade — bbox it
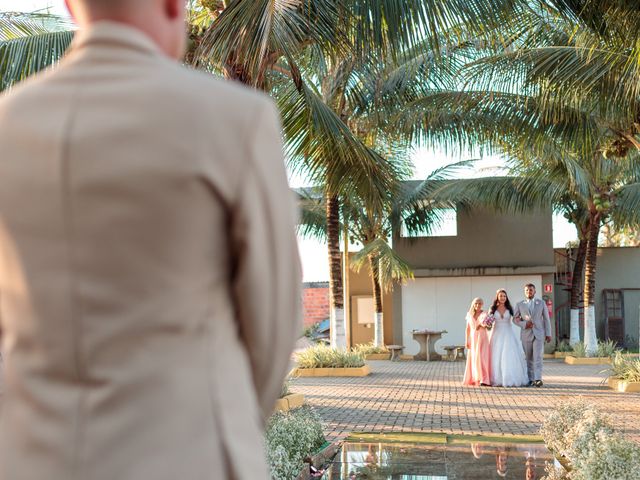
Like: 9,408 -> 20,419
344,206 -> 556,354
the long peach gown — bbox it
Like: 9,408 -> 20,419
462,312 -> 492,385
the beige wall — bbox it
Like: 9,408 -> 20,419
393,207 -> 554,269
346,255 -> 394,346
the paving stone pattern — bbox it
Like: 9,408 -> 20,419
290,359 -> 640,442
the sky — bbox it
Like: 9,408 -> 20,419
0,0 -> 67,15
2,0 -> 579,282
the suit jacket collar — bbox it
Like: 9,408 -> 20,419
69,21 -> 163,59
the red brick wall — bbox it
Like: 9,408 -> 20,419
302,282 -> 329,327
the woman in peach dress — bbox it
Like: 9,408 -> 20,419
462,297 -> 492,386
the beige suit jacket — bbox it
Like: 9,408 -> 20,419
0,22 -> 301,480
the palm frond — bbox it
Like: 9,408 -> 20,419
351,237 -> 413,291
277,78 -> 400,202
0,13 -> 74,92
297,189 -> 329,240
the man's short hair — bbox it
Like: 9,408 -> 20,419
524,283 -> 536,289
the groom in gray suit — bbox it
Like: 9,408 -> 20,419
514,284 -> 552,387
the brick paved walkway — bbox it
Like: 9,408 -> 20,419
290,360 -> 640,442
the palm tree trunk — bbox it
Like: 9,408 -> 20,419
326,193 -> 346,348
583,213 -> 600,355
569,237 -> 587,345
368,254 -> 384,347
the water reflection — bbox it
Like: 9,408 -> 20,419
321,440 -> 551,479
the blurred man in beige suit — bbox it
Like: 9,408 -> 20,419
0,0 -> 301,479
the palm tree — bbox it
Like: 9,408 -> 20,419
557,198 -> 589,345
0,12 -> 74,92
190,0 -> 512,348
392,0 -> 640,354
0,0 -> 530,349
299,164 -> 467,347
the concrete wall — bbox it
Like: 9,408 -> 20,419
595,247 -> 640,346
554,247 -> 640,348
393,207 -> 554,269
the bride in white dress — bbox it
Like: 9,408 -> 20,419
489,289 -> 529,387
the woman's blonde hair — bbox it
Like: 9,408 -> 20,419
467,297 -> 484,317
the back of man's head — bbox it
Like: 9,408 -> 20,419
65,0 -> 186,59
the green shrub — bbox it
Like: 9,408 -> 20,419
296,344 -> 365,369
608,351 -> 640,382
596,339 -> 620,358
352,342 -> 389,356
265,405 -> 325,480
555,341 -> 573,353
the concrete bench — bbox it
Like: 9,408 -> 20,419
387,345 -> 404,361
443,345 -> 466,362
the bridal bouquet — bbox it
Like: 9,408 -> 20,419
481,313 -> 495,330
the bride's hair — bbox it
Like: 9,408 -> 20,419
467,297 -> 483,317
490,289 -> 514,315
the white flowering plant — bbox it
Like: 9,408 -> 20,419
539,398 -> 592,457
541,399 -> 640,480
564,407 -> 615,467
571,431 -> 640,480
541,462 -> 570,480
265,405 -> 326,480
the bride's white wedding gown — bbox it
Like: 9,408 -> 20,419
490,309 -> 529,387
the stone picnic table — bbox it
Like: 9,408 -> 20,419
412,329 -> 448,361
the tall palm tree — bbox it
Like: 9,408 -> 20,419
393,0 -> 640,354
1,0 -> 531,349
191,0 -> 525,348
398,83 -> 640,353
299,164 -> 466,347
558,198 -> 589,345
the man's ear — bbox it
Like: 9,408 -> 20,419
165,0 -> 181,19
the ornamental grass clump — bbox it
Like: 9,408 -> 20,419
296,344 -> 365,369
596,339 -> 620,358
352,342 -> 389,356
266,405 -> 325,480
570,342 -> 587,358
556,341 -> 573,353
608,351 -> 640,382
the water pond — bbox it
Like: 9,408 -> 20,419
318,435 -> 554,479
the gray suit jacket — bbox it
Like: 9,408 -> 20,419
513,297 -> 552,341
0,21 -> 301,480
